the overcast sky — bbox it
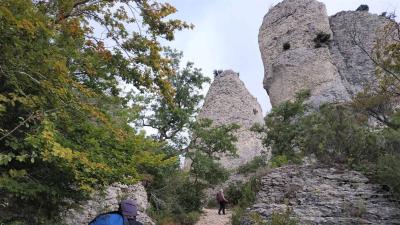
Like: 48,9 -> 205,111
167,0 -> 399,114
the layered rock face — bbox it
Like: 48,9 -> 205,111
242,165 -> 400,225
198,70 -> 269,169
329,11 -> 388,95
62,183 -> 154,225
259,0 -> 388,106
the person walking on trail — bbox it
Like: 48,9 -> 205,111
89,199 -> 143,225
216,189 -> 228,215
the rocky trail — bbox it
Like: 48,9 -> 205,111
196,208 -> 232,225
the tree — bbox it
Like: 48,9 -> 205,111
185,119 -> 239,184
0,0 -> 191,223
134,49 -> 210,149
351,18 -> 400,130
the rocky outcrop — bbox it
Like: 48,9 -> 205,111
197,70 -> 269,169
62,183 -> 154,225
259,0 -> 389,107
329,11 -> 388,95
258,0 -> 350,106
242,165 -> 400,225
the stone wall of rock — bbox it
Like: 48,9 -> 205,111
329,10 -> 388,95
196,70 -> 270,169
241,165 -> 400,225
258,0 -> 350,107
259,0 -> 389,107
62,183 -> 154,225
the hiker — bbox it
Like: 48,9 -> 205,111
89,199 -> 143,225
216,189 -> 228,215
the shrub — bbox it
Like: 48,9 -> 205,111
283,42 -> 291,51
232,207 -> 246,225
226,177 -> 261,207
270,155 -> 290,168
313,32 -> 331,48
237,156 -> 268,174
377,154 -> 400,198
269,210 -> 298,225
356,5 -> 369,12
229,177 -> 263,225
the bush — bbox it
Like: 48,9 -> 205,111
356,4 -> 369,11
313,32 -> 331,48
226,177 -> 261,207
237,156 -> 268,174
232,207 -> 246,225
270,154 -> 302,168
377,154 -> 400,199
269,210 -> 298,225
283,42 -> 291,51
229,177 -> 263,225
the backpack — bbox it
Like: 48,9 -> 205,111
88,211 -> 126,225
216,192 -> 223,202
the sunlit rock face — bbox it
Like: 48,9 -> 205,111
259,0 -> 389,107
259,0 -> 350,107
197,70 -> 270,169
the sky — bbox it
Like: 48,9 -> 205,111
166,0 -> 399,114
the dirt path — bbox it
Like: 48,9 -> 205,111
196,208 -> 232,225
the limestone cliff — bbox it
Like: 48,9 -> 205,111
241,165 -> 400,224
197,70 -> 269,169
62,183 -> 154,225
329,10 -> 388,95
259,0 -> 389,107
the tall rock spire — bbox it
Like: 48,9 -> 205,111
198,70 -> 269,169
259,0 -> 390,107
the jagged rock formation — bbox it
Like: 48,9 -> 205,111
329,10 -> 388,95
242,165 -> 400,225
197,70 -> 269,169
259,0 -> 389,107
62,183 -> 154,225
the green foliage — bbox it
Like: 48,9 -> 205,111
147,118 -> 237,224
188,119 -> 240,159
135,49 -> 210,147
257,90 -> 310,162
147,170 -> 203,224
190,152 -> 229,185
232,207 -> 246,225
229,177 -> 262,225
237,156 -> 268,174
269,155 -> 290,168
257,88 -> 400,199
258,91 -> 384,166
185,118 -> 238,184
269,210 -> 298,225
377,154 -> 400,199
241,210 -> 297,225
352,20 -> 400,130
0,0 -> 192,223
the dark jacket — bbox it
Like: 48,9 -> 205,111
128,219 -> 143,225
216,191 -> 227,203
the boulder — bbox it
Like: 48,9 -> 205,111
62,183 -> 154,225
